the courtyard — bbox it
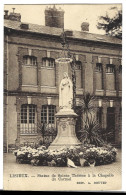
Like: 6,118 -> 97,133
3,149 -> 121,191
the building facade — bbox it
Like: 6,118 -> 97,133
4,6 -> 122,152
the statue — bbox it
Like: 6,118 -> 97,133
59,72 -> 73,110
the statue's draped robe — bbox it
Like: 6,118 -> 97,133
59,77 -> 73,109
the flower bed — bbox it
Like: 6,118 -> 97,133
13,144 -> 117,167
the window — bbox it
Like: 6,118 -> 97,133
75,61 -> 82,70
75,61 -> 82,88
42,57 -> 55,68
106,64 -> 115,73
41,105 -> 55,125
20,104 -> 37,134
23,55 -> 37,66
96,63 -> 102,72
97,107 -> 102,125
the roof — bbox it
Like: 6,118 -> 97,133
4,19 -> 122,45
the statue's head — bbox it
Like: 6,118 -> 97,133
63,72 -> 68,78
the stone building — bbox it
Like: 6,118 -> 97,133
4,6 -> 122,152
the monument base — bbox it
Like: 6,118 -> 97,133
49,109 -> 82,150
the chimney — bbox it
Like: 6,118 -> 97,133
4,10 -> 9,19
45,5 -> 64,28
81,22 -> 89,32
4,8 -> 21,22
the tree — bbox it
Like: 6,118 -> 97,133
78,92 -> 105,146
97,7 -> 122,39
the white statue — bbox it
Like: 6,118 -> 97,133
59,72 -> 73,110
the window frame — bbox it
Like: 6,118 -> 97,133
42,57 -> 55,68
20,104 -> 37,134
23,55 -> 37,66
41,105 -> 56,125
96,63 -> 102,72
75,60 -> 82,70
106,64 -> 115,73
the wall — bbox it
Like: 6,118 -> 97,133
8,96 -> 17,147
106,73 -> 115,90
6,31 -> 122,95
22,66 -> 37,85
3,95 -> 7,152
95,72 -> 102,90
8,44 -> 19,90
85,54 -> 93,93
41,67 -> 56,86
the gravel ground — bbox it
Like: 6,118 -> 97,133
3,149 -> 122,191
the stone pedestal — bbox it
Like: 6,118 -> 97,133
49,109 -> 82,150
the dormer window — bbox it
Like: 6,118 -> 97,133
23,55 -> 37,66
42,57 -> 55,68
96,63 -> 102,72
106,64 -> 115,73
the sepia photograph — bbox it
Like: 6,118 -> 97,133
2,1 -> 125,191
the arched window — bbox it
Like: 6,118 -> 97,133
23,55 -> 37,66
20,104 -> 37,134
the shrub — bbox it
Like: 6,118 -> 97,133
14,144 -> 117,167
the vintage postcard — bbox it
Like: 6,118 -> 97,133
2,1 -> 125,191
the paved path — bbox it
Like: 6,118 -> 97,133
3,149 -> 121,191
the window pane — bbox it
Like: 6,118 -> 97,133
41,105 -> 47,123
20,104 -> 37,134
41,105 -> 55,124
21,105 -> 27,123
96,63 -> 102,72
106,64 -> 115,73
75,61 -> 82,70
23,56 -> 37,66
42,58 -> 55,68
48,105 -> 55,124
29,105 -> 35,123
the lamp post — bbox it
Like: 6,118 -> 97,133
60,29 -> 76,111
49,28 -> 81,149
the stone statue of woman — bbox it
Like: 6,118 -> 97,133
59,72 -> 73,110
